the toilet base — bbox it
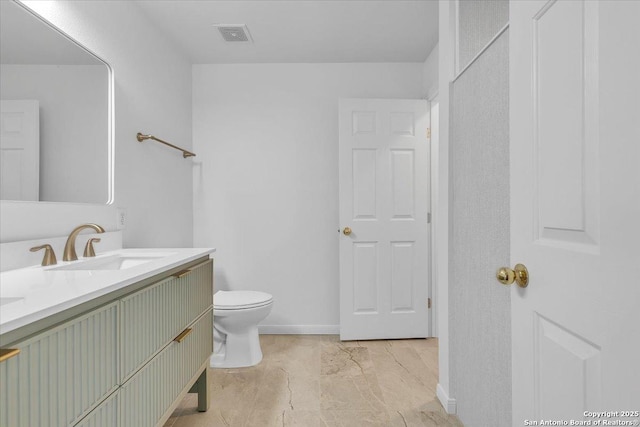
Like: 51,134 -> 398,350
210,325 -> 263,368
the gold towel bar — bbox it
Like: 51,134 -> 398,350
136,132 -> 196,158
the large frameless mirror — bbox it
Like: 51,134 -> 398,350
0,0 -> 113,204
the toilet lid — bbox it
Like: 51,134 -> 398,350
214,290 -> 273,309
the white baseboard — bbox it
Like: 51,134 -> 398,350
259,325 -> 340,335
437,383 -> 457,414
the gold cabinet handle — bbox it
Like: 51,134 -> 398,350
342,227 -> 352,236
173,258 -> 213,278
174,328 -> 193,343
0,348 -> 20,363
496,263 -> 529,288
173,269 -> 192,279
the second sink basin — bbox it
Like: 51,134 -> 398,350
0,297 -> 25,306
51,253 -> 175,271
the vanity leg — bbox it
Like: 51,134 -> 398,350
191,368 -> 209,412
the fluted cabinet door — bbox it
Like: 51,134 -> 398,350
0,302 -> 118,427
120,259 -> 212,382
120,309 -> 213,427
74,391 -> 118,427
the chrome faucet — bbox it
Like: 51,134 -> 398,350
63,223 -> 105,261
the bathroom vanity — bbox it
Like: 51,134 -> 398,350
0,2 -> 214,425
0,248 -> 215,427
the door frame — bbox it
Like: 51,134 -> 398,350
427,92 -> 439,339
433,0 -> 457,414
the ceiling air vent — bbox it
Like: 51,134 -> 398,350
214,24 -> 253,43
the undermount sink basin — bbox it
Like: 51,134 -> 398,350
0,270 -> 43,305
51,253 -> 175,271
0,297 -> 24,306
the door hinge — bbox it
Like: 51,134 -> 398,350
428,298 -> 432,309
427,212 -> 431,223
426,128 -> 431,139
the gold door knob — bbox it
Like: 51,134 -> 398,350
496,263 -> 529,288
343,227 -> 352,236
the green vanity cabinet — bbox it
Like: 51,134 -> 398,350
120,259 -> 213,382
0,302 -> 119,427
0,256 -> 214,427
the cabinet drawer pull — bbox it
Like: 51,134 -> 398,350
0,348 -> 20,363
174,328 -> 193,343
173,269 -> 192,279
172,259 -> 212,279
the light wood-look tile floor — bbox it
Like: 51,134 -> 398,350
165,335 -> 463,427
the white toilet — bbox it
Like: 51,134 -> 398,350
210,290 -> 273,368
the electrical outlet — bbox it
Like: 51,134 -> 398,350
116,208 -> 127,229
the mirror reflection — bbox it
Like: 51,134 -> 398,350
0,0 -> 111,204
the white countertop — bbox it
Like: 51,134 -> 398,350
0,248 -> 215,335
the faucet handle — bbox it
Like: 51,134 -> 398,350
30,244 -> 57,266
83,238 -> 101,258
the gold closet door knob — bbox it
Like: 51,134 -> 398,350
496,264 -> 529,288
343,227 -> 352,236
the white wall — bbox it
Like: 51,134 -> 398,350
1,64 -> 108,204
193,63 -> 423,332
450,30 -> 511,426
436,0 -> 513,422
1,1 -> 193,247
422,43 -> 439,99
457,0 -> 509,70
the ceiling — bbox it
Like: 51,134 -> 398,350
0,1 -> 103,65
134,1 -> 439,64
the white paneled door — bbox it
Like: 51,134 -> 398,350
510,0 -> 640,423
0,100 -> 39,201
338,98 -> 430,340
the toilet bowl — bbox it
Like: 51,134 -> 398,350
210,290 -> 273,368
